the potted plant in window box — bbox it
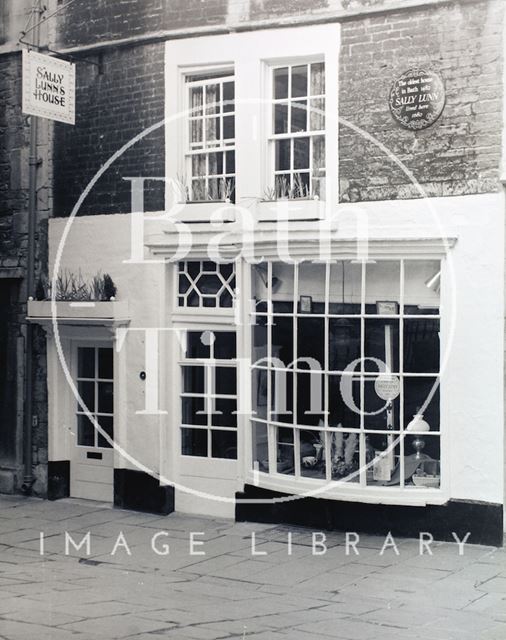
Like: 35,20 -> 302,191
27,271 -> 129,324
171,175 -> 236,223
256,174 -> 324,222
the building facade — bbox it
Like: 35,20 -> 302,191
2,0 -> 505,545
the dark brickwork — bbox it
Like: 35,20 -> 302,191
339,0 -> 504,201
53,43 -> 165,217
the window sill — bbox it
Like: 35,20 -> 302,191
246,471 -> 448,507
27,300 -> 130,327
175,201 -> 236,223
256,198 -> 324,222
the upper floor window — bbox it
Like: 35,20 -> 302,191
270,62 -> 326,199
186,71 -> 236,202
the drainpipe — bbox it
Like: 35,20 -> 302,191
22,2 -> 43,495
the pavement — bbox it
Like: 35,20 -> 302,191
0,496 -> 505,640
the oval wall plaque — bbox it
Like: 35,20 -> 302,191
389,68 -> 445,130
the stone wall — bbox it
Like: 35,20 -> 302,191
338,0 -> 504,201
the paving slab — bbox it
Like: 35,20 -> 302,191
0,496 -> 504,639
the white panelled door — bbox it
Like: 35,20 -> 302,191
70,345 -> 114,502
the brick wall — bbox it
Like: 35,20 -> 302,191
53,43 -> 165,216
52,0 -> 504,214
338,0 -> 504,201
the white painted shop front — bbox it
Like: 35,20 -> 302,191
37,190 -> 504,537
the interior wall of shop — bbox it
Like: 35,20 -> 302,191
52,0 -> 504,217
47,190 -> 505,513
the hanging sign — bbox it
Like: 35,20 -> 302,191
389,68 -> 445,131
374,374 -> 400,401
22,49 -> 75,125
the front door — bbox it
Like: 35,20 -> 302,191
70,345 -> 114,502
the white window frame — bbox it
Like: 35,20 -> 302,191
179,329 -> 238,460
184,69 -> 236,202
165,24 -> 340,210
247,258 -> 449,506
267,59 -> 327,199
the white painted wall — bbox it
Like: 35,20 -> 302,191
48,189 -> 505,513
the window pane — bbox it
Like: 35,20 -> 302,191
404,377 -> 440,432
97,382 -> 114,414
212,398 -> 237,427
226,151 -> 235,174
253,368 -> 268,420
329,261 -> 362,314
277,427 -> 295,475
182,396 -> 207,426
182,428 -> 207,457
208,152 -> 223,176
298,262 -> 325,313
406,435 -> 440,486
211,430 -> 237,459
272,263 -> 295,313
77,381 -> 94,413
275,139 -> 291,171
252,421 -> 269,472
365,261 -> 401,314
274,103 -> 289,134
293,137 -> 310,170
296,372 -> 325,426
179,273 -> 191,294
97,416 -> 113,448
297,317 -> 324,365
186,331 -> 211,359
404,260 -> 440,314
300,429 -> 326,479
77,415 -> 94,447
366,435 -> 400,486
364,319 -> 400,373
98,348 -> 113,379
190,86 -> 203,115
190,119 -> 203,145
223,81 -> 234,112
253,319 -> 268,363
330,431 -> 359,482
291,100 -> 307,132
310,98 -> 325,130
182,366 -> 205,394
329,375 -> 360,428
291,65 -> 308,97
271,316 -> 294,366
206,117 -> 220,143
78,347 -> 95,378
215,366 -> 237,395
271,369 -> 293,424
191,178 -> 206,201
214,332 -> 236,359
310,62 -> 325,95
223,115 -> 235,140
205,83 -> 220,114
329,318 -> 361,372
192,154 -> 206,177
312,135 -> 325,172
363,377 -> 400,430
404,319 -> 440,373
274,67 -> 289,99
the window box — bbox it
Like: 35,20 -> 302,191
27,300 -> 130,326
175,201 -> 236,223
256,198 -> 324,222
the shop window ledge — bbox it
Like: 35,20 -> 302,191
256,198 -> 324,222
27,300 -> 130,326
174,201 -> 236,223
